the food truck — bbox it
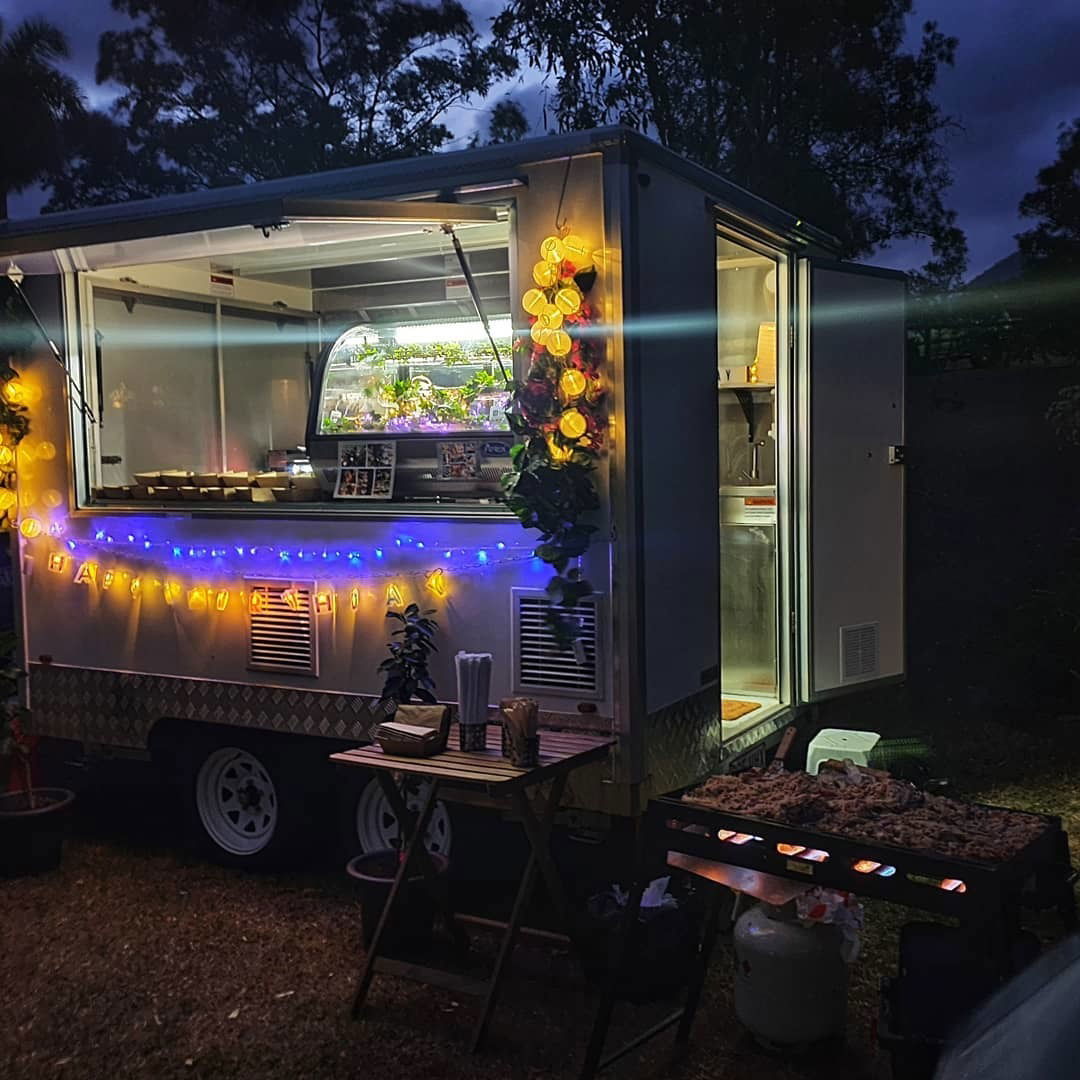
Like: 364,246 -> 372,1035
0,127 -> 905,865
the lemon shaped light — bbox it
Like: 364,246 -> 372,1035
36,441 -> 56,461
0,445 -> 13,468
522,288 -> 548,316
530,323 -> 552,345
19,517 -> 42,539
540,235 -> 565,263
3,381 -> 25,404
0,488 -> 15,511
546,329 -> 572,357
561,233 -> 590,261
559,368 -> 587,400
558,408 -> 588,441
536,304 -> 564,331
546,433 -> 574,464
42,488 -> 63,509
532,260 -> 559,287
554,287 -> 581,315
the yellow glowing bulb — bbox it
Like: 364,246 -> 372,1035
530,323 -> 552,346
314,590 -> 334,615
0,488 -> 15,511
554,287 -> 581,315
42,490 -> 63,510
19,489 -> 34,508
546,329 -> 572,357
19,517 -> 42,539
532,260 -> 558,287
249,589 -> 266,612
73,560 -> 98,586
349,586 -> 360,611
559,368 -> 587,399
546,434 -> 574,464
215,589 -> 230,612
558,408 -> 588,441
163,581 -> 181,605
47,552 -> 67,574
386,583 -> 403,608
536,304 -> 564,331
3,381 -> 25,404
36,441 -> 56,461
522,288 -> 548,316
101,569 -> 116,589
425,568 -> 448,598
130,576 -> 142,599
0,446 -> 13,468
282,588 -> 301,611
187,587 -> 207,611
540,235 -> 564,263
561,233 -> 590,261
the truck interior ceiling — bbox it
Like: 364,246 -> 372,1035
717,231 -> 786,737
76,211 -> 512,507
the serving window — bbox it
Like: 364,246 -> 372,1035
74,205 -> 513,510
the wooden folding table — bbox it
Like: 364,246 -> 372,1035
330,726 -> 614,1052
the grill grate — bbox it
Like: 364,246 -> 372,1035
512,590 -> 601,698
246,581 -> 318,676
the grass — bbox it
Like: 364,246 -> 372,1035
2,713 -> 1078,1080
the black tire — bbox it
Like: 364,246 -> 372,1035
178,730 -> 330,870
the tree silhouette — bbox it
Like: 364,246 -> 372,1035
47,0 -> 518,210
495,0 -> 967,282
0,16 -> 84,218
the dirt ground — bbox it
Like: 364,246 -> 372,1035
0,766 -> 911,1080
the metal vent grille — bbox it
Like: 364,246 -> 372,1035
246,581 -> 318,676
512,589 -> 602,699
840,622 -> 879,682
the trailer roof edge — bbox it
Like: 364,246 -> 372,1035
0,126 -> 840,257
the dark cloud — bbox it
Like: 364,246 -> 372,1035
4,0 -> 1080,279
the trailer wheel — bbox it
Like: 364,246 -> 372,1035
353,776 -> 453,858
182,735 -> 318,868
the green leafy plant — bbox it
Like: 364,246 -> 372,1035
378,604 -> 438,705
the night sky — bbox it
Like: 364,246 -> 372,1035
3,0 -> 1079,279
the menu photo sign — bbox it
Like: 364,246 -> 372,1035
334,441 -> 396,500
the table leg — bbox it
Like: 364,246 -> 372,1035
513,774 -> 575,946
469,774 -> 568,1052
675,882 -> 725,1045
350,776 -> 441,1019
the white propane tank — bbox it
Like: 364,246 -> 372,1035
733,901 -> 849,1048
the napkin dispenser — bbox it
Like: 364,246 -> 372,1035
374,703 -> 451,757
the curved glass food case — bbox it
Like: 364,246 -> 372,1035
306,318 -> 515,503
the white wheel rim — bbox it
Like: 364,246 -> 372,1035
196,747 -> 279,856
355,778 -> 452,857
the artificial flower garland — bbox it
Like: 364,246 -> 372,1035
502,230 -> 604,645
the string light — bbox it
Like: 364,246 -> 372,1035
214,589 -> 230,612
425,568 -> 448,597
386,583 -> 403,607
187,587 -> 207,611
101,569 -> 116,589
73,561 -> 98,586
47,552 -> 67,574
129,576 -> 142,599
349,587 -> 360,611
314,590 -> 334,615
19,517 -> 42,539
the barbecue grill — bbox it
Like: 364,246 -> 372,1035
652,794 -> 1076,923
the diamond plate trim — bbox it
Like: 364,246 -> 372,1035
27,664 -> 389,749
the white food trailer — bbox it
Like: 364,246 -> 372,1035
0,127 -> 905,865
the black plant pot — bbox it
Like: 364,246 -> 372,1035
0,787 -> 76,876
347,848 -> 449,953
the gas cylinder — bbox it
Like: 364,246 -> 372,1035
733,901 -> 849,1048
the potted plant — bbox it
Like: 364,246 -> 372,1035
346,604 -> 447,950
378,603 -> 439,706
0,631 -> 75,875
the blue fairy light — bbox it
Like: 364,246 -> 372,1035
173,547 -> 182,559
477,549 -> 488,564
496,542 -> 506,550
375,548 -> 383,559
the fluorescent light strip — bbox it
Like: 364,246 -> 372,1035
393,318 -> 512,345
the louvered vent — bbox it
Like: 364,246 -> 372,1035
512,589 -> 602,699
246,581 -> 318,676
840,622 -> 879,682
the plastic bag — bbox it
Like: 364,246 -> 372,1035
796,887 -> 864,962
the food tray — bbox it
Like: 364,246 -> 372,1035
651,794 -> 1072,919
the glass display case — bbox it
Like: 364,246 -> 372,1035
314,321 -> 512,437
